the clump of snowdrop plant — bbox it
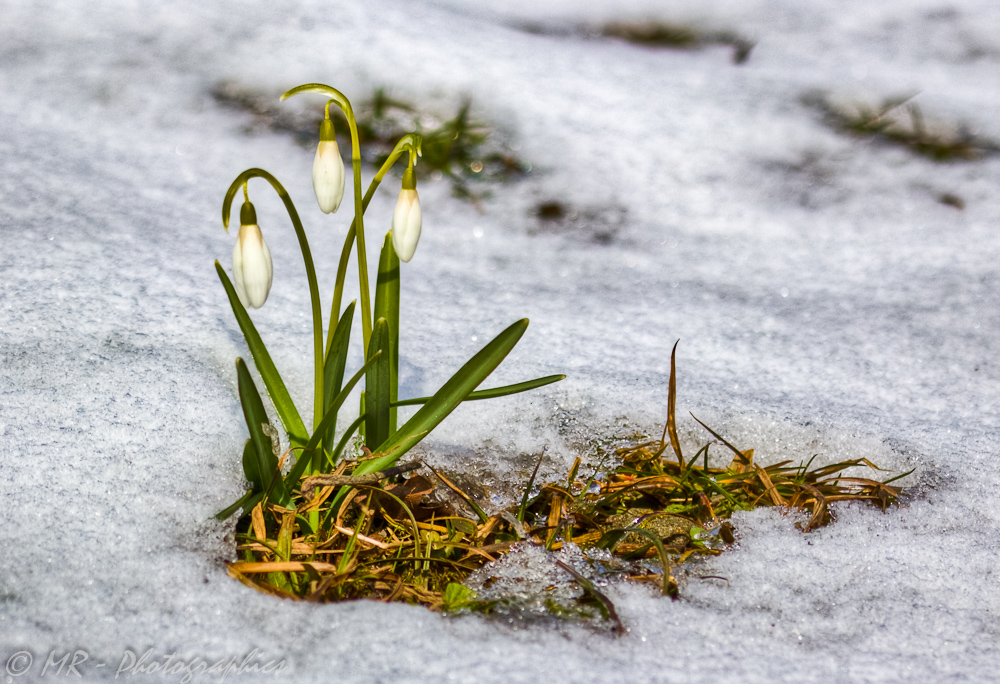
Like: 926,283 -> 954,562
215,82 -> 563,551
214,83 -> 906,616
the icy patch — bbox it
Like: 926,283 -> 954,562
464,542 -> 634,630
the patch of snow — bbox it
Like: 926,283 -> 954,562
2,0 -> 1000,681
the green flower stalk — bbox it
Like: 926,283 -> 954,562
282,83 -> 374,354
221,170 -> 325,439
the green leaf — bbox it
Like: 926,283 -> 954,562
356,318 -> 530,476
322,301 -> 356,462
442,583 -> 478,612
284,351 -> 383,487
365,318 -> 391,451
329,414 -> 366,466
240,439 -> 260,490
216,262 -> 308,446
518,450 -> 545,523
373,234 -> 400,435
236,358 -> 290,507
214,489 -> 258,521
393,374 -> 566,407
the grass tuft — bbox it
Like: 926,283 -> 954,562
602,22 -> 754,64
227,348 -> 908,627
808,92 -> 1000,162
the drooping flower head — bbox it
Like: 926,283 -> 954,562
312,116 -> 346,214
232,198 -> 273,309
391,164 -> 421,263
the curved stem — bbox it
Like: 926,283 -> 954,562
345,102 -> 372,355
326,134 -> 423,358
281,84 -> 373,354
222,168 -> 325,436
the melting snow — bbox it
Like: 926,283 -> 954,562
2,0 -> 1000,681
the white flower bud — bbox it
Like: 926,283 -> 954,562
312,139 -> 345,214
232,222 -> 273,309
391,188 -> 421,263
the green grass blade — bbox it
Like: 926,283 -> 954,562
373,234 -> 400,435
322,301 -> 356,462
236,358 -> 290,506
393,374 -> 565,407
356,318 -> 530,476
365,318 -> 391,451
518,449 -> 545,523
216,261 -> 308,446
554,560 -> 625,632
330,414 -> 366,466
215,489 -> 256,521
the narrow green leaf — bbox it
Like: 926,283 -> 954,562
554,560 -> 625,632
359,391 -> 366,441
240,439 -> 260,490
322,301 -> 356,462
236,358 -> 289,506
214,489 -> 257,521
373,234 -> 400,435
216,262 -> 308,446
365,318 -> 391,451
330,414 -> 366,467
284,351 -> 382,486
518,449 -> 545,523
356,318 -> 530,476
881,468 -> 916,485
393,374 -> 566,407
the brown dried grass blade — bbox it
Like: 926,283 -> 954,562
755,465 -> 787,506
230,561 -> 340,574
251,501 -> 266,545
424,463 -> 489,523
797,484 -> 829,531
475,514 -> 503,540
657,340 -> 685,467
227,566 -> 299,599
546,493 -> 564,546
276,509 -> 295,561
300,460 -> 422,499
332,525 -> 389,549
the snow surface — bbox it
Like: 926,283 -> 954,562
2,0 -> 1000,681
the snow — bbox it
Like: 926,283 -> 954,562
2,0 -> 1000,681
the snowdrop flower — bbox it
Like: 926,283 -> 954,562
391,165 -> 421,262
312,117 -> 345,214
232,200 -> 273,309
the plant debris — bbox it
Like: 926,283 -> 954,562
513,19 -> 754,64
211,82 -> 530,202
602,22 -> 754,64
528,200 -> 626,245
807,92 -> 1000,162
227,343 -> 908,626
